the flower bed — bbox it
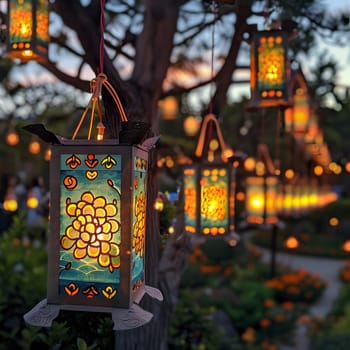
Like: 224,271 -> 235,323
265,269 -> 327,303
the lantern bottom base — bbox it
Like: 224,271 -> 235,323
24,284 -> 163,330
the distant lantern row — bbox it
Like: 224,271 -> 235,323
245,176 -> 338,226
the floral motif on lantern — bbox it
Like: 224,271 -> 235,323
60,191 -> 121,273
133,191 -> 146,256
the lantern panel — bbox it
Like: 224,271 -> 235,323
184,164 -> 235,237
249,30 -> 290,108
7,0 -> 49,61
48,142 -> 147,308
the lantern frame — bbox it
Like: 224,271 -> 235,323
6,0 -> 49,62
183,114 -> 237,239
248,29 -> 291,109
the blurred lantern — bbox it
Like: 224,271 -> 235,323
285,235 -> 299,249
245,176 -> 278,226
6,0 -> 49,62
159,96 -> 178,120
183,115 -> 201,136
183,114 -> 238,243
248,29 -> 291,109
6,127 -> 20,146
24,73 -> 162,330
244,156 -> 256,172
245,143 -> 279,226
3,186 -> 18,212
284,69 -> 311,138
154,192 -> 165,212
343,240 -> 350,253
26,188 -> 39,209
44,146 -> 51,161
28,138 -> 41,154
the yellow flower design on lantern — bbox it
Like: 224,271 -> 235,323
133,191 -> 146,256
61,191 -> 121,272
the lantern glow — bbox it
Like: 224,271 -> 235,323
7,0 -> 49,62
245,176 -> 278,226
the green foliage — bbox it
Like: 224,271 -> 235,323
225,281 -> 274,331
168,290 -> 241,350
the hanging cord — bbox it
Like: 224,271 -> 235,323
99,0 -> 105,74
71,0 -> 128,140
274,108 -> 281,175
208,1 -> 218,115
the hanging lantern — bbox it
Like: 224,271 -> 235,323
3,186 -> 18,212
183,114 -> 237,242
6,0 -> 49,62
24,74 -> 162,330
245,175 -> 278,226
284,69 -> 311,138
248,29 -> 291,109
285,88 -> 310,138
285,235 -> 299,249
159,96 -> 178,120
6,127 -> 20,146
183,115 -> 201,136
28,138 -> 41,154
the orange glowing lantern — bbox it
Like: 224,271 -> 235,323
24,74 -> 162,330
3,187 -> 18,212
6,0 -> 49,62
248,29 -> 291,109
183,115 -> 201,136
159,96 -> 178,120
284,69 -> 311,137
183,114 -> 237,241
285,236 -> 299,249
6,127 -> 20,146
245,176 -> 278,226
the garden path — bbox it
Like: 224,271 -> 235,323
258,247 -> 346,350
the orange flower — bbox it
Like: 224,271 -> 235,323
282,301 -> 294,310
260,318 -> 271,328
275,313 -> 285,322
264,299 -> 275,308
241,327 -> 256,342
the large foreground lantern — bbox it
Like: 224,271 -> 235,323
183,114 -> 237,243
248,29 -> 291,109
24,74 -> 162,330
6,0 -> 49,62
